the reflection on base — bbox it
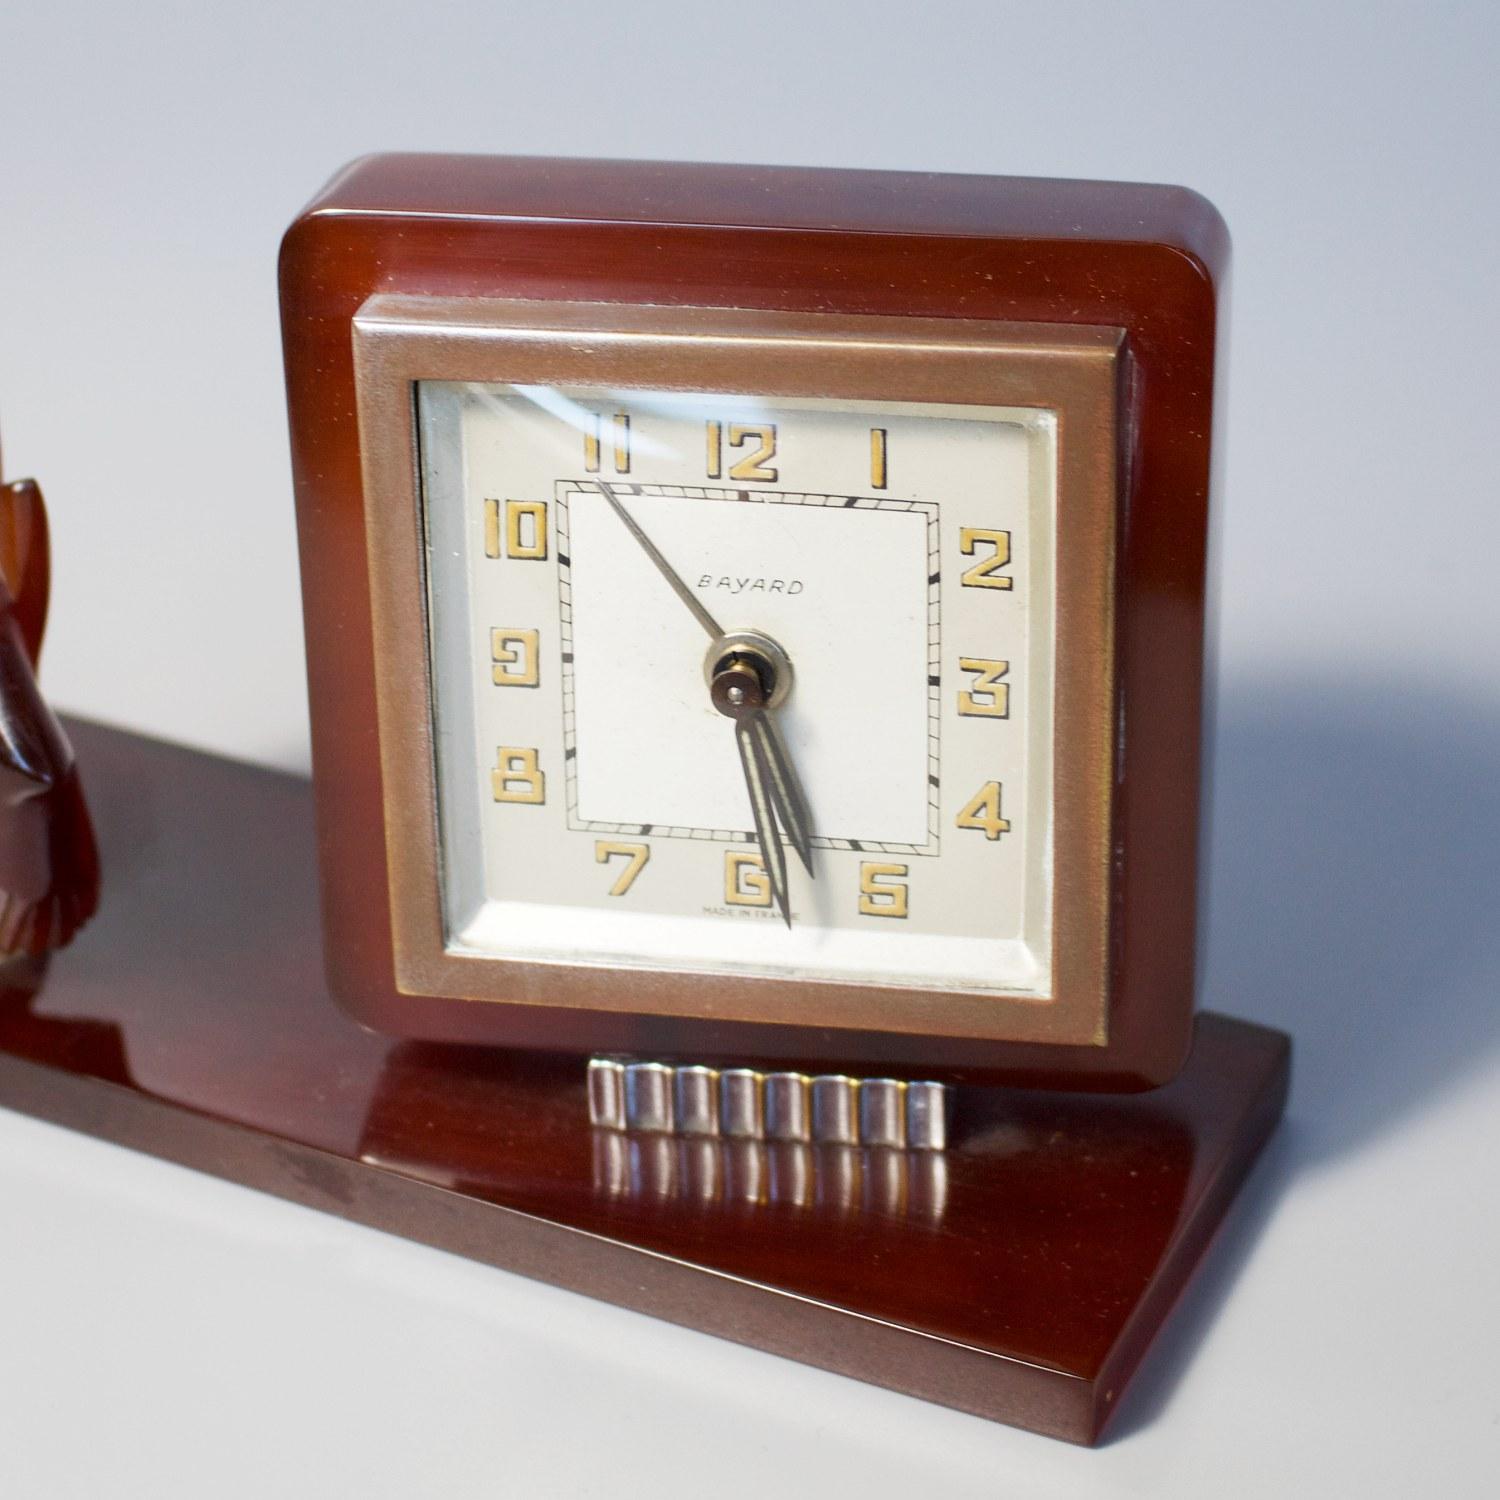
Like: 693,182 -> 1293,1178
592,1128 -> 949,1223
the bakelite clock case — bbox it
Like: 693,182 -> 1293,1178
280,154 -> 1228,1090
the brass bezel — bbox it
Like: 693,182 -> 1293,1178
352,296 -> 1122,1047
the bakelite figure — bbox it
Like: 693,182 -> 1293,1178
0,454 -> 99,954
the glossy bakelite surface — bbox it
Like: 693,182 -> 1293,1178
0,722 -> 1288,1444
0,478 -> 100,955
280,156 -> 1228,1087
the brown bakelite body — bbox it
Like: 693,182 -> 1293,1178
280,155 -> 1228,1088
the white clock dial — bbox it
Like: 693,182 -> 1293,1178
418,382 -> 1056,996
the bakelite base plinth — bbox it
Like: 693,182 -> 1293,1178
0,722 -> 1288,1445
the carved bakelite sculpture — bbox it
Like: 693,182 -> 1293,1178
0,455 -> 99,954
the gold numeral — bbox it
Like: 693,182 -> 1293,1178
956,781 -> 1011,840
870,427 -> 888,489
959,528 -> 1013,590
506,499 -> 548,559
727,424 -> 778,482
705,422 -> 778,481
584,414 -> 632,474
490,627 -> 540,688
486,499 -> 549,559
725,849 -> 771,907
858,861 -> 909,919
596,841 -> 650,897
492,747 -> 545,804
957,657 -> 1010,717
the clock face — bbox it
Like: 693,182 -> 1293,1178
418,381 -> 1057,997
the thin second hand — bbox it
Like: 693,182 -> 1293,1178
594,479 -> 723,640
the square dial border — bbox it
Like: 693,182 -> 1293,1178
554,479 -> 943,857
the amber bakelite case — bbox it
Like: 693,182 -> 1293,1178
279,154 -> 1228,1090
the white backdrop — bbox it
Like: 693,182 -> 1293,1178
1,3 -> 1497,1496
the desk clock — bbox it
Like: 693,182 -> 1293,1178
280,154 -> 1226,1089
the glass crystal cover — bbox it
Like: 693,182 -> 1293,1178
418,382 -> 1056,997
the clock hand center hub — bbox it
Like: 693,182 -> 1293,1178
710,658 -> 768,720
704,630 -> 793,721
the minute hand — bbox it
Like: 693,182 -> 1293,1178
594,480 -> 723,639
745,708 -> 813,877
